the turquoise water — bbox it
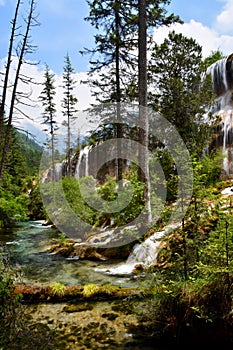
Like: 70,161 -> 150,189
0,221 -> 141,288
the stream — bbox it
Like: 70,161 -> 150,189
0,220 -> 143,288
0,221 -> 168,349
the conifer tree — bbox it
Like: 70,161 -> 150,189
83,0 -> 137,183
148,31 -> 214,156
40,64 -> 57,182
62,54 -> 78,176
83,0 -> 180,188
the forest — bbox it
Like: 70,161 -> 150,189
0,0 -> 232,349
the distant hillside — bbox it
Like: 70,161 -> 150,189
16,130 -> 43,175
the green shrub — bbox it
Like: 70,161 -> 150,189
0,187 -> 28,227
0,253 -> 56,349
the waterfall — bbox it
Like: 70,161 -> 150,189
40,162 -> 65,183
127,230 -> 165,266
103,231 -> 165,275
207,54 -> 233,175
41,169 -> 50,184
207,57 -> 229,98
40,146 -> 91,183
54,163 -> 63,181
75,146 -> 90,179
103,224 -> 180,275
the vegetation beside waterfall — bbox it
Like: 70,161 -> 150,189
0,0 -> 232,349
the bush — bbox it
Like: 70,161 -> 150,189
0,252 -> 56,349
0,188 -> 28,227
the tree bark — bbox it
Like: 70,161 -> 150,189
0,0 -> 36,182
0,0 -> 21,148
138,0 -> 152,223
115,1 -> 123,185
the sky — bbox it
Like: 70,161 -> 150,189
1,0 -> 232,73
1,0 -> 233,141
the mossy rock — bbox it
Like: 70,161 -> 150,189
63,303 -> 93,313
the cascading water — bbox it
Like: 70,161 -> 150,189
109,230 -> 165,275
54,162 -> 63,181
40,161 -> 66,183
0,221 -> 139,288
207,53 -> 233,175
100,224 -> 180,275
75,146 -> 90,178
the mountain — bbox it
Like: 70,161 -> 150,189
16,130 -> 43,176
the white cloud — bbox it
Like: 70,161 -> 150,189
0,58 -> 95,143
153,19 -> 233,58
215,0 -> 233,34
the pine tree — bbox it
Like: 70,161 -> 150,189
148,31 -> 215,156
82,0 -> 136,103
83,0 -> 180,188
62,54 -> 78,176
203,50 -> 224,69
83,0 -> 138,183
40,64 -> 57,182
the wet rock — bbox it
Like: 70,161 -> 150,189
132,263 -> 144,273
26,299 -> 140,350
101,312 -> 119,320
48,234 -> 135,261
47,319 -> 54,324
63,303 -> 94,313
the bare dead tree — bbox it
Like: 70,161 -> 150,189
0,0 -> 22,139
0,0 -> 39,182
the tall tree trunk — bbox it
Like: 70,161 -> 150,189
0,0 -> 36,182
0,0 -> 21,147
115,1 -> 123,185
67,86 -> 71,177
138,0 -> 152,223
51,130 -> 55,182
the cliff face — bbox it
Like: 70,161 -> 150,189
207,54 -> 233,176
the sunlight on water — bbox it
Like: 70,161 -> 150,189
0,221 -> 141,288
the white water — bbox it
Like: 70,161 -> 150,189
102,231 -> 164,275
221,186 -> 233,195
207,55 -> 233,175
54,162 -> 63,181
40,162 -> 64,183
0,221 -> 140,288
100,224 -> 180,275
75,229 -> 115,246
75,146 -> 90,178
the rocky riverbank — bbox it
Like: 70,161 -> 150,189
26,299 -> 143,350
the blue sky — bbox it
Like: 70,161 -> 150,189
0,0 -> 96,73
1,0 -> 233,139
1,0 -> 232,74
168,0 -> 223,27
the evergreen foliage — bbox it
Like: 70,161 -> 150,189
137,154 -> 233,344
61,54 -> 78,176
148,31 -> 215,156
0,1 -> 232,346
0,130 -> 30,227
40,64 -> 58,182
0,253 -> 56,349
16,131 -> 43,175
203,49 -> 224,69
